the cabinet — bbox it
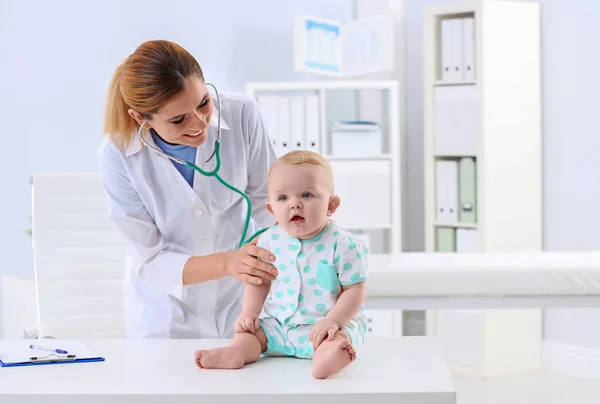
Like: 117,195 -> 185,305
423,0 -> 543,377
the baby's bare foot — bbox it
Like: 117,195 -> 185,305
312,335 -> 357,379
194,347 -> 245,369
337,337 -> 357,362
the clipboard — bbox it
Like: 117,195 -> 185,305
0,339 -> 105,368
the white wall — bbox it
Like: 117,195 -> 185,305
535,0 -> 600,350
3,0 -> 599,351
401,0 -> 600,349
0,0 -> 353,280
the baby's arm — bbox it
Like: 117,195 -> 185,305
325,282 -> 366,328
310,235 -> 369,347
329,235 -> 369,328
234,276 -> 270,334
240,282 -> 270,317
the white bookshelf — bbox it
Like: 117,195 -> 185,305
423,0 -> 542,377
246,80 -> 404,336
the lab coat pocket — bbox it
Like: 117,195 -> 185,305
316,262 -> 340,295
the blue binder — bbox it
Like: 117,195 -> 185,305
0,340 -> 105,368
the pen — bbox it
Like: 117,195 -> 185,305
29,344 -> 69,354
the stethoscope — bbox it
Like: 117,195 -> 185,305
137,83 -> 267,248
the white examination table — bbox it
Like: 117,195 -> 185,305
0,337 -> 455,404
365,251 -> 600,309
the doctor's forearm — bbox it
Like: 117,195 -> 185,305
182,253 -> 228,285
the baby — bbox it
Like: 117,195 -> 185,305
194,150 -> 368,379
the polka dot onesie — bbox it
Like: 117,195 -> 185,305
256,221 -> 368,359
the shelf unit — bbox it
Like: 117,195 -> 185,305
423,1 -> 542,377
246,80 -> 403,336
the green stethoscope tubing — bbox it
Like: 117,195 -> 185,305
183,142 -> 268,248
137,82 -> 268,249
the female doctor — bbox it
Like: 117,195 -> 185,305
98,40 -> 278,339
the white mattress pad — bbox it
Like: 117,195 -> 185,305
367,251 -> 600,297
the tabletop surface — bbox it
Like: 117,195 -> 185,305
0,336 -> 455,397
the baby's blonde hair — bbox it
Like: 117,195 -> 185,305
268,150 -> 334,193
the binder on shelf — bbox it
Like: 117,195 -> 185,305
440,18 -> 462,81
434,85 -> 478,155
0,340 -> 105,368
304,94 -> 320,153
461,17 -> 475,80
435,160 -> 447,222
436,227 -> 455,252
456,228 -> 478,252
435,160 -> 458,223
458,157 -> 477,223
276,96 -> 291,155
290,95 -> 305,150
446,160 -> 458,222
256,95 -> 279,151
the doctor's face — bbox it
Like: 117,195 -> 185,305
144,76 -> 215,147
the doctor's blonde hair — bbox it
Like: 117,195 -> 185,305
269,150 -> 335,194
103,40 -> 205,150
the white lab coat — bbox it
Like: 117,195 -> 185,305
98,91 -> 277,338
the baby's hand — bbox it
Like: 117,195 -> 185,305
309,318 -> 340,349
234,311 -> 260,334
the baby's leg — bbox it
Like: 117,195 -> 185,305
195,327 -> 268,369
311,330 -> 357,379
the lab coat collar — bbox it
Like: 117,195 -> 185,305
125,109 -> 230,157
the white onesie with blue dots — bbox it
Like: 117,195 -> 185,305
256,221 -> 368,359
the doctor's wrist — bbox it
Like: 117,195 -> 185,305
182,253 -> 230,285
218,252 -> 231,277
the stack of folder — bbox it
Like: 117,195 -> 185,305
256,93 -> 320,156
435,157 -> 477,253
440,16 -> 475,82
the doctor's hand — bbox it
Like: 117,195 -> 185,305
224,242 -> 278,285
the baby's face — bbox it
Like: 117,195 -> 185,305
267,162 -> 334,239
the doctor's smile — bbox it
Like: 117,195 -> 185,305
184,129 -> 205,138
